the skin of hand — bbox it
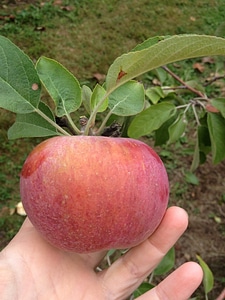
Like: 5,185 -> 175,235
0,206 -> 203,300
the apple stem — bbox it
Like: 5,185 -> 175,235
79,116 -> 93,135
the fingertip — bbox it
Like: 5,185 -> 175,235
153,261 -> 204,300
183,261 -> 204,286
167,206 -> 188,220
171,261 -> 204,295
165,206 -> 189,231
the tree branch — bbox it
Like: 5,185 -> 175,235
162,65 -> 205,98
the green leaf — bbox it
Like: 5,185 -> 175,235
184,171 -> 199,185
7,102 -> 59,139
153,247 -> 175,276
36,56 -> 81,117
168,112 -> 187,144
198,123 -> 211,155
155,115 -> 177,146
106,34 -> 225,92
128,102 -> 175,139
91,84 -> 108,112
211,98 -> 225,118
145,86 -> 165,104
133,282 -> 154,298
108,81 -> 145,116
82,85 -> 92,114
0,36 -> 41,113
154,67 -> 168,85
207,112 -> 225,164
195,124 -> 211,167
196,255 -> 214,295
107,249 -> 116,257
132,36 -> 167,52
191,136 -> 200,172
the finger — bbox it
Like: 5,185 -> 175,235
15,218 -> 107,268
98,206 -> 188,299
139,262 -> 203,300
17,218 -> 107,268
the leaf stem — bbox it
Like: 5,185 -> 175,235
83,90 -> 112,135
162,86 -> 187,91
66,113 -> 81,135
148,272 -> 154,284
192,103 -> 200,126
95,109 -> 113,135
176,104 -> 189,110
183,103 -> 192,115
35,108 -> 71,136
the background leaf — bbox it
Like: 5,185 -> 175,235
168,112 -> 187,144
7,102 -> 59,139
133,282 -> 154,298
0,35 -> 41,113
132,36 -> 167,52
207,112 -> 225,164
36,56 -> 82,117
184,171 -> 199,185
196,255 -> 214,295
198,116 -> 211,157
145,86 -> 165,104
106,35 -> 225,92
155,116 -> 177,146
211,98 -> 225,118
128,102 -> 175,139
153,247 -> 175,276
191,136 -> 200,172
108,81 -> 145,116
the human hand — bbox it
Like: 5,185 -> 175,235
0,206 -> 203,300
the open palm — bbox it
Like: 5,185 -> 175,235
0,206 -> 202,300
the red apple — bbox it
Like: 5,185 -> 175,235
20,136 -> 169,253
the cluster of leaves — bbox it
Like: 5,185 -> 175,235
0,34 -> 225,170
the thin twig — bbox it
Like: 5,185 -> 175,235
176,104 -> 190,110
204,75 -> 225,86
162,65 -> 205,98
162,85 -> 187,91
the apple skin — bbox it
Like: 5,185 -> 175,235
20,136 -> 169,253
